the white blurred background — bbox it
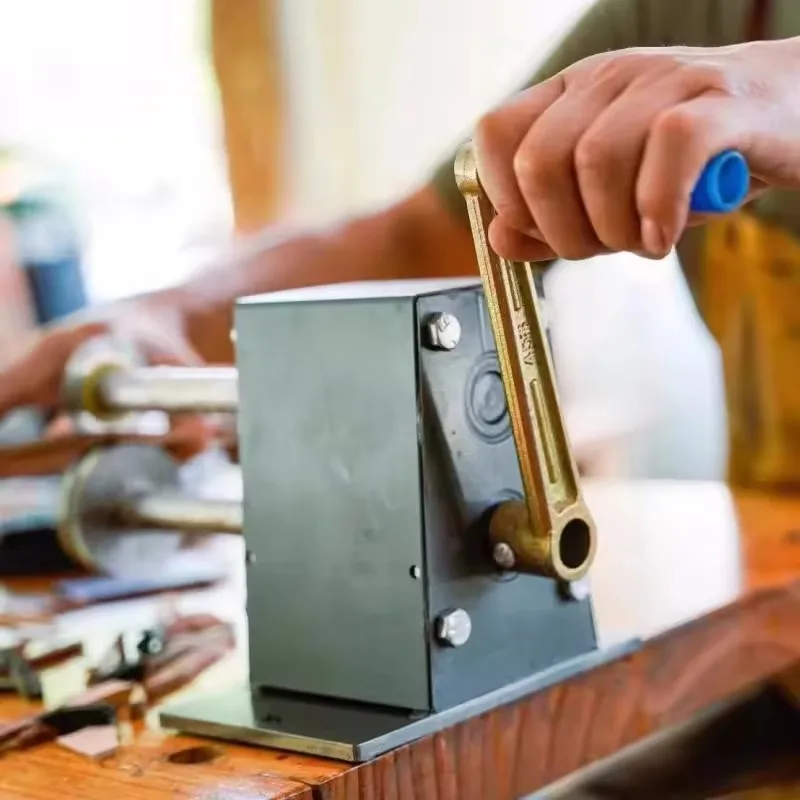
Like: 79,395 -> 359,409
0,0 -> 727,481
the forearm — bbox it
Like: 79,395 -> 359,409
147,186 -> 476,364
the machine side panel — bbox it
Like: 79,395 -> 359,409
416,287 -> 598,711
235,297 -> 429,710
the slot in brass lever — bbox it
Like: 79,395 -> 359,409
455,142 -> 596,581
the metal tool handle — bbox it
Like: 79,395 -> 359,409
121,489 -> 242,534
59,444 -> 242,577
62,335 -> 238,420
96,367 -> 238,415
455,142 -> 596,581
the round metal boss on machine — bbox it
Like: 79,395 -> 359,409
58,444 -> 187,577
464,352 -> 511,444
61,335 -> 145,430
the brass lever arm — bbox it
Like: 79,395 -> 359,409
455,142 -> 596,581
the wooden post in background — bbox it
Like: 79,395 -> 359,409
211,0 -> 286,235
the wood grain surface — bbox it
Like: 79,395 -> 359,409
0,704 -> 317,800
314,586 -> 800,799
0,485 -> 798,799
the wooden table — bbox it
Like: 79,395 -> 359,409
1,480 -> 799,799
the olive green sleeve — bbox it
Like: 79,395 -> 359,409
431,0 -> 755,225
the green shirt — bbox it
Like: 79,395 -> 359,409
431,0 -> 800,286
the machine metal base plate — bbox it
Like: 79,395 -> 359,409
160,640 -> 639,762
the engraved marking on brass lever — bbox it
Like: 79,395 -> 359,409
455,141 -> 596,581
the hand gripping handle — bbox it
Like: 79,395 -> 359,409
454,142 -> 596,581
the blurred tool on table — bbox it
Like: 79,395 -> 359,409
0,590 -> 240,759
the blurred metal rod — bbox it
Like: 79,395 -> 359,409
122,490 -> 243,534
97,367 -> 239,414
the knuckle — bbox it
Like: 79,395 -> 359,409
574,134 -> 611,176
587,57 -> 624,84
636,184 -> 667,225
652,106 -> 702,145
513,144 -> 557,195
677,60 -> 735,95
590,52 -> 649,82
512,148 -> 538,184
474,109 -> 506,155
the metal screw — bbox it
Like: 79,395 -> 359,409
563,577 -> 590,602
409,565 -> 421,579
425,312 -> 461,351
138,630 -> 165,657
246,550 -> 257,565
492,542 -> 516,570
435,608 -> 472,647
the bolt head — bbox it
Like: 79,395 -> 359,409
436,608 -> 472,647
564,577 -> 591,602
426,312 -> 461,351
492,542 -> 516,570
138,630 -> 165,657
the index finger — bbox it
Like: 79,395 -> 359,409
473,75 -> 566,233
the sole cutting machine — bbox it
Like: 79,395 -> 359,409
152,143 -> 634,761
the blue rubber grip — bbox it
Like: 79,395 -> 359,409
689,150 -> 749,213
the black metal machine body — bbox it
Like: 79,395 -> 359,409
159,278 -> 627,761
